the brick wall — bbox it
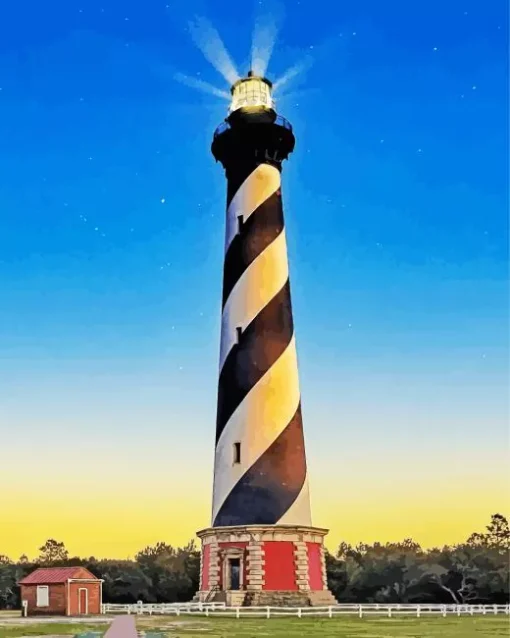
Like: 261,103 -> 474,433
21,581 -> 101,616
197,524 -> 332,597
306,542 -> 323,590
69,582 -> 101,615
263,541 -> 297,590
21,584 -> 66,616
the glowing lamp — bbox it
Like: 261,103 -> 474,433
229,72 -> 273,113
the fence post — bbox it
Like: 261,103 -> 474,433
205,608 -> 209,617
236,607 -> 240,619
493,605 -> 497,615
416,605 -> 421,618
441,605 -> 446,618
266,606 -> 271,619
176,608 -> 180,617
457,606 -> 461,617
388,607 -> 392,618
359,605 -> 363,618
328,606 -> 333,618
297,608 -> 302,618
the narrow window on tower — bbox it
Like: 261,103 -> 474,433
233,442 -> 241,465
236,326 -> 242,343
237,215 -> 244,234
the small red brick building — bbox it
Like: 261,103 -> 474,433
19,567 -> 103,616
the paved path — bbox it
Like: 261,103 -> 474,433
104,615 -> 137,638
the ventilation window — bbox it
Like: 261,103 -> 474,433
236,327 -> 243,343
233,442 -> 241,464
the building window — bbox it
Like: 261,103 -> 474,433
36,586 -> 49,607
233,442 -> 241,464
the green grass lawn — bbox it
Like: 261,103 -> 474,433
0,615 -> 507,638
137,615 -> 509,638
0,624 -> 105,638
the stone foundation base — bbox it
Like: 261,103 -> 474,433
194,524 -> 337,607
195,589 -> 337,607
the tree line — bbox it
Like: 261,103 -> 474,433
0,513 -> 508,608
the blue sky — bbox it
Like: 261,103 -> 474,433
0,0 -> 508,556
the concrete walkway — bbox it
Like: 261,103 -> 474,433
104,615 -> 137,637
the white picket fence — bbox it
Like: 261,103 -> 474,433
101,601 -> 510,618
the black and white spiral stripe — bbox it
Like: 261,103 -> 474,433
212,161 -> 311,528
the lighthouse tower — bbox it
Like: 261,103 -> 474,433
195,72 -> 336,607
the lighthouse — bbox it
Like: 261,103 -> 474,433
195,72 -> 336,607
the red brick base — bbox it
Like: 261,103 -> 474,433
195,525 -> 337,606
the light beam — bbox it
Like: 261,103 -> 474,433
173,72 -> 231,100
250,10 -> 281,77
188,16 -> 240,85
